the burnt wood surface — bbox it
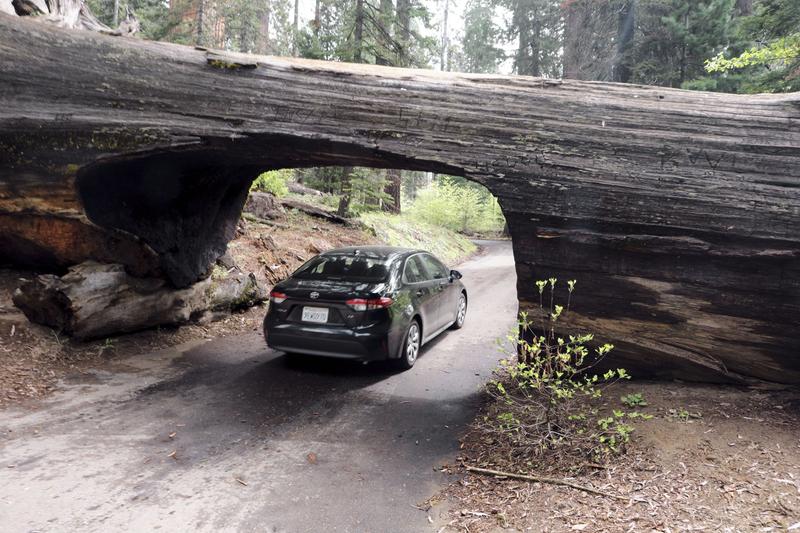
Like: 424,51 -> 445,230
0,16 -> 798,382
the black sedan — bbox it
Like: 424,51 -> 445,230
263,246 -> 467,369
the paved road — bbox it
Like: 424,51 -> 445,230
0,240 -> 516,533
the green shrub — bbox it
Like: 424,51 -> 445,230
406,177 -> 505,235
251,169 -> 291,197
482,279 -> 651,463
621,393 -> 648,408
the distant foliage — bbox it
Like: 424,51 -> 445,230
453,0 -> 506,74
360,212 -> 477,265
704,0 -> 800,92
251,170 -> 291,197
406,177 -> 505,235
345,168 -> 393,215
296,167 -> 390,215
86,0 -> 174,40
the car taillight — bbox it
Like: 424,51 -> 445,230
346,297 -> 393,311
270,291 -> 287,304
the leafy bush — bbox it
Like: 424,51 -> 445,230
406,177 -> 505,235
251,169 -> 291,197
621,393 -> 648,408
481,279 -> 650,464
667,407 -> 701,422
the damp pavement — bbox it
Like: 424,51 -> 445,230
0,240 -> 517,532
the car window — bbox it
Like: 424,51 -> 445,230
420,254 -> 448,279
293,254 -> 390,281
403,255 -> 429,284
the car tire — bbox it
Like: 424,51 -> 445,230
450,292 -> 467,330
395,319 -> 421,370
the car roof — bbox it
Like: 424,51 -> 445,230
320,245 -> 423,260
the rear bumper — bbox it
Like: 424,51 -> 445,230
264,316 -> 394,361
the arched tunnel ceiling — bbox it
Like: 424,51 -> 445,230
0,15 -> 799,383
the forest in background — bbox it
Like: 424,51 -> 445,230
85,0 -> 799,232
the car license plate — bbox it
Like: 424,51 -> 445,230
302,306 -> 329,323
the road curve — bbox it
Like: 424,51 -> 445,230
0,240 -> 517,532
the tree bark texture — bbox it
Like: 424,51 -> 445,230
0,16 -> 798,382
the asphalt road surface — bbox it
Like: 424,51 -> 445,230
0,240 -> 517,533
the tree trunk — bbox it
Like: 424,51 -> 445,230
530,19 -> 540,77
196,0 -> 205,46
562,0 -> 581,79
353,0 -> 364,63
292,0 -> 298,56
514,1 -> 530,75
375,0 -> 393,66
257,2 -> 271,54
1,18 -> 799,383
440,0 -> 449,71
735,0 -> 752,16
313,0 -> 320,36
337,167 -> 354,217
383,169 -> 402,213
612,0 -> 634,83
396,0 -> 410,66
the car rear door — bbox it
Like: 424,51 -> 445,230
418,253 -> 454,332
423,254 -> 460,324
403,254 -> 439,338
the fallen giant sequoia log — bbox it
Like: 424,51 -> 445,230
0,16 -> 798,382
12,262 -> 267,339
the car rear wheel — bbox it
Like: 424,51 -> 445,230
395,319 -> 421,370
451,293 -> 467,329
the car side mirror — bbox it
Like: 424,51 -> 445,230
449,270 -> 462,280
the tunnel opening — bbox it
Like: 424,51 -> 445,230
71,138 -> 797,384
45,125 -> 799,386
75,134 -> 478,289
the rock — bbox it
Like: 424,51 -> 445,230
307,239 -> 332,254
217,252 -> 237,270
244,192 -> 286,221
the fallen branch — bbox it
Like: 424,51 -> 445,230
279,198 -> 348,224
465,465 -> 640,503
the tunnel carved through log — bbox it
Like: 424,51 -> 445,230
0,15 -> 798,383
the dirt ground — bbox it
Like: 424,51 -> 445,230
2,208 -> 799,532
439,380 -> 800,533
0,209 -> 376,407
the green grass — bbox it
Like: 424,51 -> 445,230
359,212 -> 477,266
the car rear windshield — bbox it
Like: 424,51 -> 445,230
293,254 -> 391,282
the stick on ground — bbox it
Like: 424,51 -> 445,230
465,465 -> 641,503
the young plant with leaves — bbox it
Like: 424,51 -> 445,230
482,279 -> 650,465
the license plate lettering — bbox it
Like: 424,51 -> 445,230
302,306 -> 329,323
